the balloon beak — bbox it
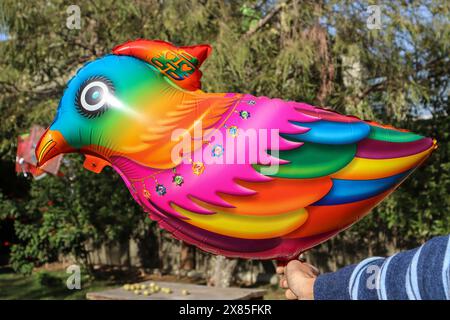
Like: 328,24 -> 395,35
36,128 -> 73,167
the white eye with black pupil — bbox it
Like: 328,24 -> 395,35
76,76 -> 114,118
81,81 -> 108,111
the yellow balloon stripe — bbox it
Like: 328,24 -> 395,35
172,204 -> 308,239
332,147 -> 434,180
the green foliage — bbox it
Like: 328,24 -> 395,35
7,155 -> 146,274
0,0 -> 449,273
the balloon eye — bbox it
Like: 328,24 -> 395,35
76,76 -> 114,118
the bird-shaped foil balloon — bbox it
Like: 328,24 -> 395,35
36,40 -> 436,260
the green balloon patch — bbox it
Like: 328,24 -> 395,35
254,142 -> 356,179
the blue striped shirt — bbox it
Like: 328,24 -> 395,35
314,235 -> 450,300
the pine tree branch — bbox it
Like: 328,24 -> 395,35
243,1 -> 287,38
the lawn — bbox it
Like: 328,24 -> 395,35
0,266 -> 115,300
0,265 -> 285,300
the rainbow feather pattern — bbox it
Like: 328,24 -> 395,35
110,94 -> 435,260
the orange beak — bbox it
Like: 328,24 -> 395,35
35,128 -> 74,167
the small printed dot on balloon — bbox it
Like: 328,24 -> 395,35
239,110 -> 250,120
211,144 -> 224,157
155,184 -> 167,196
192,161 -> 205,176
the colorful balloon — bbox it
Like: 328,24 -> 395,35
36,40 -> 436,260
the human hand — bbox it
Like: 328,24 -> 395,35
276,260 -> 319,300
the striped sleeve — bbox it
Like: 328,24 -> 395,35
313,235 -> 450,300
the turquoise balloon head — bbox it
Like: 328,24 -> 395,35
36,54 -> 170,166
